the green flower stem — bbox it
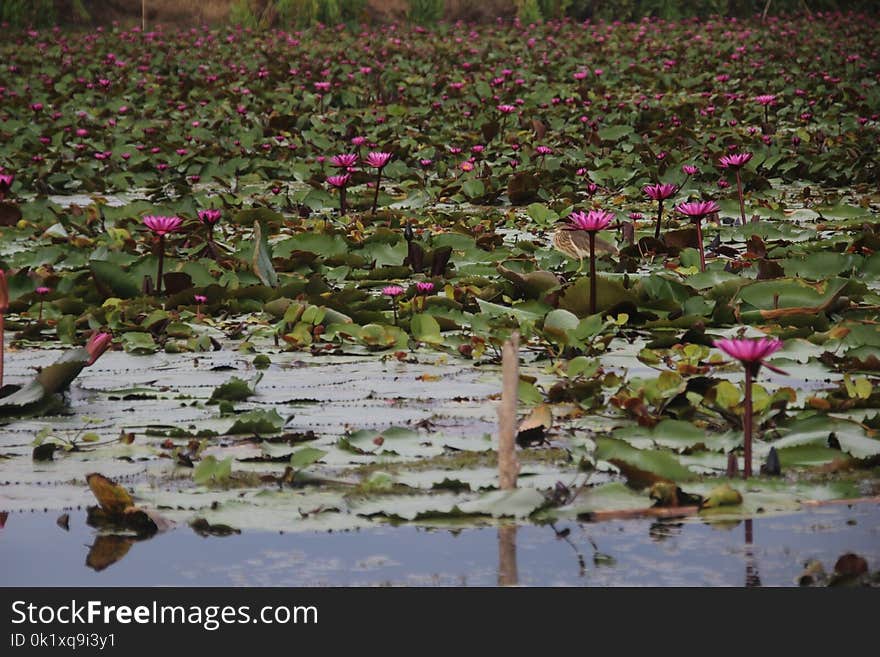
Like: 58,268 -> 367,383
743,366 -> 754,479
588,231 -> 597,315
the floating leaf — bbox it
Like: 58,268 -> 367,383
86,473 -> 134,515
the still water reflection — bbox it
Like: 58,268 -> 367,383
1,504 -> 877,587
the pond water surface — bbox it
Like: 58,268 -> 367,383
2,503 -> 877,587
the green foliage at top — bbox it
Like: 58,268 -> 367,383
408,0 -> 444,25
229,0 -> 367,28
1,0 -> 89,27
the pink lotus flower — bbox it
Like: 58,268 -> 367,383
331,153 -> 358,169
365,152 -> 392,169
715,337 -> 783,369
143,216 -> 182,295
645,184 -> 678,239
415,282 -> 434,295
568,210 -> 615,316
365,153 -> 393,215
143,215 -> 183,236
194,294 -> 207,304
568,209 -> 614,232
383,285 -> 404,325
719,152 -> 753,169
198,209 -> 222,226
719,153 -> 753,225
86,332 -> 113,366
682,165 -> 698,176
0,173 -> 13,198
676,201 -> 719,220
643,183 -> 677,201
326,174 -> 350,188
715,337 -> 784,478
34,285 -> 51,322
497,104 -> 516,114
535,146 -> 553,155
676,201 -> 719,273
326,174 -> 351,215
754,94 -> 776,106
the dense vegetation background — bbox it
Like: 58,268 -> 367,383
2,0 -> 878,28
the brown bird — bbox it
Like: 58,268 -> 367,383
552,225 -> 619,272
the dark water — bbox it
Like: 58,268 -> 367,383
1,504 -> 878,586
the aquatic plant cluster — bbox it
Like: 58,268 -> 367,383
1,12 -> 880,535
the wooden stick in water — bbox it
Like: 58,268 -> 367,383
498,332 -> 520,490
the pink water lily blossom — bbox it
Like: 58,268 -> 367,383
415,282 -> 435,294
643,183 -> 678,201
143,216 -> 182,295
365,152 -> 392,169
331,153 -> 358,169
198,209 -> 222,226
194,294 -> 207,320
86,332 -> 113,366
715,337 -> 783,369
677,201 -> 719,272
327,174 -> 351,215
715,337 -> 785,478
366,153 -> 392,214
568,209 -> 614,232
719,152 -> 753,169
644,184 -> 678,239
326,174 -> 350,188
720,152 -> 753,225
0,173 -> 14,199
143,215 -> 183,236
383,285 -> 405,325
568,209 -> 615,316
34,286 -> 51,322
676,201 -> 719,219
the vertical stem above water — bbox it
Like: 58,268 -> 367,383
588,232 -> 597,315
371,171 -> 382,215
156,235 -> 165,295
654,198 -> 663,240
696,220 -> 706,272
498,332 -> 520,490
736,170 -> 746,225
744,366 -> 754,479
